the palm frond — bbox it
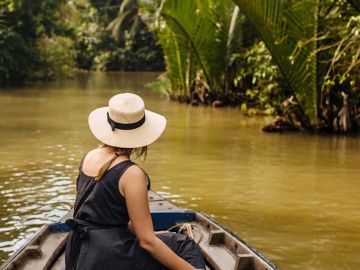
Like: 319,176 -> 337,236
107,0 -> 143,42
233,0 -> 319,124
153,0 -> 243,93
158,0 -> 220,91
156,27 -> 189,94
227,6 -> 242,57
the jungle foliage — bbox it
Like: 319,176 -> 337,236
0,0 -> 164,85
0,0 -> 72,84
146,0 -> 359,133
76,0 -> 164,71
0,0 -> 359,134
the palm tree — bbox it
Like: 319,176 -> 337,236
232,0 -> 319,129
150,0 -> 358,132
153,0 -> 244,96
153,0 -> 319,130
107,0 -> 145,45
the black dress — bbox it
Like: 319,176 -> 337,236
65,159 -> 205,270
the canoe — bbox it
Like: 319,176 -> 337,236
0,191 -> 280,270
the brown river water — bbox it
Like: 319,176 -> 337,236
0,72 -> 359,269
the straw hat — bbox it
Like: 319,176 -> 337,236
88,93 -> 166,148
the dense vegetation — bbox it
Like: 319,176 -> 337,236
146,0 -> 359,133
0,0 -> 164,85
75,0 -> 164,72
0,0 -> 359,134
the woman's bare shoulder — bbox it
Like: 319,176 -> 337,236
122,164 -> 146,181
83,147 -> 112,163
119,164 -> 147,196
81,148 -> 109,175
85,147 -> 103,158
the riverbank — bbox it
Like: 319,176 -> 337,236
148,77 -> 360,135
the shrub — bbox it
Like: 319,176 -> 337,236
35,35 -> 75,79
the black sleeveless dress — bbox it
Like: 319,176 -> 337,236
65,159 -> 205,270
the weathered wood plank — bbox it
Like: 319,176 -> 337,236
1,228 -> 68,270
1,211 -> 72,270
22,232 -> 68,270
195,223 -> 236,270
24,245 -> 43,259
195,213 -> 274,270
149,200 -> 177,211
50,253 -> 65,270
235,254 -> 255,270
148,190 -> 165,202
208,230 -> 226,246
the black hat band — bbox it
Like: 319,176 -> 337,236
107,112 -> 146,131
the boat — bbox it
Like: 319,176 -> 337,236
0,191 -> 280,270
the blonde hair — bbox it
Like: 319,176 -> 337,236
95,144 -> 147,182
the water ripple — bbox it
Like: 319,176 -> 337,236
0,159 -> 77,262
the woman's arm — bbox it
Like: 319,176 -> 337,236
119,165 -> 196,270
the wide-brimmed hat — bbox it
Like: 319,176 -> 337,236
88,93 -> 166,148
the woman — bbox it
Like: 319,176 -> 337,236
65,93 -> 205,270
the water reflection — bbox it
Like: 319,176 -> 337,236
0,141 -> 78,258
0,72 -> 359,270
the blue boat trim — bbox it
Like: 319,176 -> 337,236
151,210 -> 196,230
49,210 -> 196,232
49,222 -> 71,233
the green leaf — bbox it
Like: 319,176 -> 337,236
153,0 -> 243,93
232,0 -> 319,124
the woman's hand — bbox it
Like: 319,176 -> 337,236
119,165 -> 196,270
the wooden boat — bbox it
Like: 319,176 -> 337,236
0,191 -> 280,270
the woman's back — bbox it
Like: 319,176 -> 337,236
66,149 -> 168,270
75,156 -> 133,226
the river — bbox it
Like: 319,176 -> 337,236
0,72 -> 359,269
